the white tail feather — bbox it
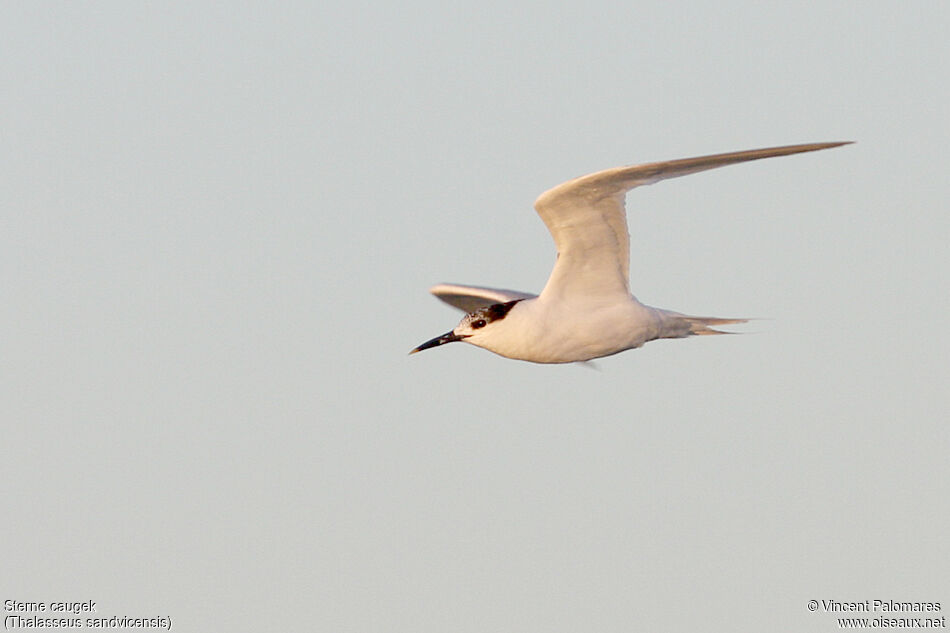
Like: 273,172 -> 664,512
653,309 -> 749,338
682,316 -> 749,336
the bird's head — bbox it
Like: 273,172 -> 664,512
410,300 -> 522,355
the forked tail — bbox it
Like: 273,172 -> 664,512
653,309 -> 749,338
681,315 -> 749,336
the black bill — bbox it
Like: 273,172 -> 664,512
409,330 -> 467,354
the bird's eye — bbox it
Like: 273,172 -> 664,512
472,319 -> 486,329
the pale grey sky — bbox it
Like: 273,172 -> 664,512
2,2 -> 948,632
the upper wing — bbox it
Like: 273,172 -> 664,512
534,142 -> 852,302
429,283 -> 537,313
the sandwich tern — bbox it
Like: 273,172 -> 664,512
411,142 -> 850,364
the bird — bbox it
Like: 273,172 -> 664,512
410,142 -> 851,364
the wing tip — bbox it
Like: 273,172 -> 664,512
428,282 -> 454,297
810,140 -> 855,149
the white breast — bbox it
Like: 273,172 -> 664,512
472,296 -> 661,363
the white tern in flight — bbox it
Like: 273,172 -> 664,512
411,142 -> 850,363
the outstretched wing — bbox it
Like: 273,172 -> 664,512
429,283 -> 537,313
534,142 -> 851,302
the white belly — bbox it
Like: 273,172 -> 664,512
474,296 -> 663,363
